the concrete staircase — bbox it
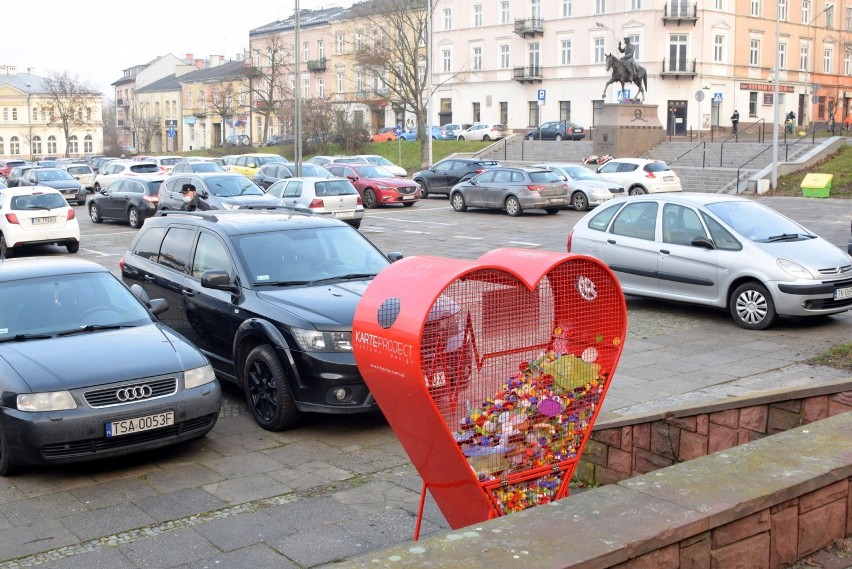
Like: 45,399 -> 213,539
479,136 -> 819,194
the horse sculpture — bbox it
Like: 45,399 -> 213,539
602,53 -> 647,102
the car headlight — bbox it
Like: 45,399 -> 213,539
291,328 -> 353,352
184,364 -> 216,389
777,258 -> 816,279
17,391 -> 77,412
221,202 -> 240,210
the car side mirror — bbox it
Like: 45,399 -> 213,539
199,190 -> 209,199
148,298 -> 169,315
348,175 -> 358,181
470,179 -> 479,186
387,252 -> 404,262
691,236 -> 716,250
248,162 -> 257,168
201,269 -> 239,294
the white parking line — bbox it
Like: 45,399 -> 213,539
454,235 -> 484,240
383,217 -> 454,226
80,248 -> 119,257
508,241 -> 542,247
403,230 -> 431,234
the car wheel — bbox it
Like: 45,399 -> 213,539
244,344 -> 301,431
403,201 -> 415,207
555,134 -> 564,141
505,196 -> 522,217
572,192 -> 590,211
93,183 -> 101,192
364,189 -> 378,209
730,282 -> 777,330
457,136 -> 465,141
89,202 -> 102,223
417,180 -> 429,199
544,208 -> 560,215
128,207 -> 142,229
628,186 -> 647,196
483,135 -> 491,141
451,192 -> 467,212
0,234 -> 13,258
0,424 -> 17,476
349,220 -> 362,229
526,135 -> 535,141
66,241 -> 80,254
77,197 -> 86,206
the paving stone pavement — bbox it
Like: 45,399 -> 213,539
0,196 -> 849,568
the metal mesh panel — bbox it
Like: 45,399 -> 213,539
420,262 -> 623,514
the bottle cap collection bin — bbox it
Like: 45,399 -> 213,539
353,248 -> 627,529
800,173 -> 832,198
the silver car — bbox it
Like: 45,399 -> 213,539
535,162 -> 625,211
266,177 -> 364,229
449,166 -> 569,216
568,194 -> 852,329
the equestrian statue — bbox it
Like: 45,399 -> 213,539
602,37 -> 647,102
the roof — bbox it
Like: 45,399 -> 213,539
0,72 -> 99,96
136,73 -> 184,93
0,257 -> 107,281
146,209 -> 342,236
250,7 -> 345,36
178,60 -> 250,84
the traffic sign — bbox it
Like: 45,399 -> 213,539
167,128 -> 176,138
695,90 -> 705,102
713,92 -> 723,102
537,89 -> 546,101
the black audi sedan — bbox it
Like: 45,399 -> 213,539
0,258 -> 221,475
120,210 -> 404,431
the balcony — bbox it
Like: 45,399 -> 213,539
514,18 -> 543,38
513,65 -> 542,83
116,98 -> 128,107
663,1 -> 698,25
191,108 -> 207,118
660,58 -> 697,79
306,58 -> 327,72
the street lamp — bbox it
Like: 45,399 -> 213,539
294,0 -> 302,176
771,9 -> 780,191
808,5 -> 832,127
595,22 -> 619,47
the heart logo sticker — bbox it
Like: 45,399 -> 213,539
354,248 -> 627,529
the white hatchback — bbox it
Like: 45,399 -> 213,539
63,163 -> 96,191
0,186 -> 80,257
594,158 -> 682,195
266,177 -> 364,229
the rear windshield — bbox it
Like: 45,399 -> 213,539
129,164 -> 160,174
144,181 -> 164,195
205,176 -> 264,197
256,156 -> 285,166
192,162 -> 223,172
160,157 -> 181,166
11,193 -> 67,210
475,161 -> 499,167
529,171 -> 563,183
66,166 -> 91,175
315,180 -> 358,196
644,162 -> 671,173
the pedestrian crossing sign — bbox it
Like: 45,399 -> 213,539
713,92 -> 723,102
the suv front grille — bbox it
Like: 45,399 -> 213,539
817,264 -> 852,276
84,378 -> 177,408
398,185 -> 418,195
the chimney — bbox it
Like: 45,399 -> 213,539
185,53 -> 194,63
195,58 -> 204,69
1,65 -> 17,75
210,55 -> 224,67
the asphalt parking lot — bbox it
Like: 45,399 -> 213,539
0,194 -> 850,568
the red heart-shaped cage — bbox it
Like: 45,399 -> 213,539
353,248 -> 627,529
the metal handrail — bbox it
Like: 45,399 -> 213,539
669,141 -> 706,168
734,145 -> 774,194
719,118 -> 765,166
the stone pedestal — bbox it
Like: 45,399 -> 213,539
593,104 -> 665,158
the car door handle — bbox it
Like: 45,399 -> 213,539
607,239 -> 617,244
182,288 -> 196,297
143,274 -> 155,282
660,249 -> 671,255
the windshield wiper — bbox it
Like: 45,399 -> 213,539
765,233 -> 816,242
57,324 -> 135,336
307,273 -> 377,285
0,333 -> 52,343
254,280 -> 312,287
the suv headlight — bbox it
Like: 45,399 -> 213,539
777,258 -> 816,279
185,364 -> 216,389
291,328 -> 353,352
17,391 -> 77,412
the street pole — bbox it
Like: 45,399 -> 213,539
294,0 -> 302,176
426,0 -> 433,167
771,10 -> 780,190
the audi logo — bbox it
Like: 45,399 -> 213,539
116,385 -> 153,402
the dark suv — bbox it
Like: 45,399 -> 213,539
524,120 -> 585,141
120,210 -> 402,430
412,158 -> 500,198
158,172 -> 276,211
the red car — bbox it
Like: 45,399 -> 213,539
326,163 -> 419,208
0,158 -> 28,179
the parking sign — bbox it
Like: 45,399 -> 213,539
537,89 -> 546,101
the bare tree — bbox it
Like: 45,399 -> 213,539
134,104 -> 162,154
209,82 -> 246,146
299,98 -> 336,154
101,99 -> 121,156
246,35 -> 294,145
43,71 -> 99,157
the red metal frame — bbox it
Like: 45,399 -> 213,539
353,248 -> 627,530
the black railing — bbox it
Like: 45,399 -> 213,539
719,119 -> 765,166
513,66 -> 542,82
669,141 -> 706,168
514,18 -> 543,37
735,145 -> 775,194
660,58 -> 697,76
663,1 -> 698,19
306,58 -> 327,72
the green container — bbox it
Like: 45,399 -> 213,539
800,173 -> 832,198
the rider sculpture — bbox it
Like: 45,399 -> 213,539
618,37 -> 638,85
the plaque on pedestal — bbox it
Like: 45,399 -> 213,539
593,104 -> 665,158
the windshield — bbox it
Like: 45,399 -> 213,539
0,272 -> 153,339
37,170 -> 74,182
355,166 -> 394,178
161,157 -> 181,166
256,156 -> 285,166
529,171 -> 563,183
707,201 -> 811,242
66,166 -> 91,175
129,164 -> 160,174
300,163 -> 330,178
563,166 -> 598,180
236,227 -> 390,285
206,176 -> 265,197
369,156 -> 393,166
192,162 -> 223,172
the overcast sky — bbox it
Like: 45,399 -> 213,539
2,0 -> 352,96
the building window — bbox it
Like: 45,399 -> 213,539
337,33 -> 345,54
318,78 -> 325,98
1,108 -> 6,121
714,35 -> 724,62
303,77 -> 310,99
499,102 -> 508,124
749,39 -> 760,66
318,40 -> 324,60
84,135 -> 93,154
595,0 -> 606,15
47,135 -> 56,154
355,30 -> 363,50
778,42 -> 787,68
802,0 -> 811,23
562,0 -> 572,17
826,4 -> 834,28
627,34 -> 641,60
561,39 -> 572,65
715,0 -> 724,8
528,101 -> 540,127
531,0 -> 541,18
823,47 -> 833,73
32,107 -> 37,121
473,4 -> 482,27
528,42 -> 540,71
442,49 -> 451,72
473,46 -> 482,70
846,6 -> 852,30
337,71 -> 344,93
500,44 -> 510,68
472,102 -> 481,122
632,0 -> 641,8
749,92 -> 758,116
500,1 -> 509,24
418,61 -> 426,83
303,42 -> 309,62
443,8 -> 452,30
355,71 -> 363,94
10,136 -> 20,155
669,34 -> 688,70
750,0 -> 760,17
800,43 -> 809,70
69,135 -> 79,154
846,51 -> 852,75
594,37 -> 605,63
559,100 -> 571,121
32,136 -> 41,155
11,108 -> 17,121
779,0 -> 787,20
